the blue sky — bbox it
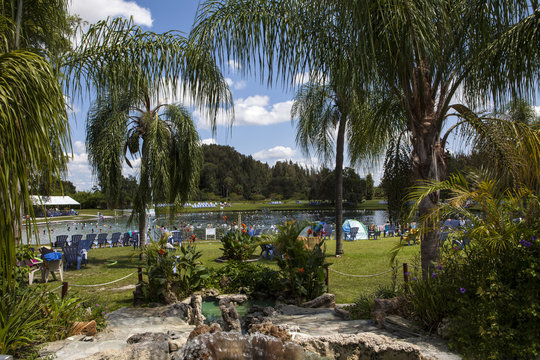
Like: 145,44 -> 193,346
66,0 -> 539,191
67,0 -> 334,191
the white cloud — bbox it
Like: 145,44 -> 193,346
200,138 -> 216,145
227,60 -> 242,72
197,95 -> 293,128
73,140 -> 86,154
253,146 -> 296,162
233,80 -> 247,90
70,0 -> 153,27
66,145 -> 141,191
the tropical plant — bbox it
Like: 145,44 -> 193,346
174,243 -> 209,298
220,226 -> 260,261
64,17 -> 233,246
191,0 -> 539,274
273,221 -> 329,302
0,0 -> 72,290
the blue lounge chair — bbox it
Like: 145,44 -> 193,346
97,233 -> 109,248
54,235 -> 68,249
84,233 -> 97,247
345,227 -> 359,241
62,244 -> 82,270
110,232 -> 122,247
77,239 -> 93,266
71,234 -> 83,247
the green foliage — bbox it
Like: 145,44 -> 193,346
141,237 -> 209,302
346,294 -> 375,320
175,243 -> 209,298
205,261 -> 282,296
273,221 -> 329,302
41,293 -> 85,342
220,228 -> 260,261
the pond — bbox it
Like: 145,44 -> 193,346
21,208 -> 388,245
201,299 -> 275,323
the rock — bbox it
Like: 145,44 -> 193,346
164,291 -> 178,304
437,318 -> 451,339
188,323 -> 222,340
159,301 -> 192,320
69,320 -> 97,336
85,340 -> 170,360
201,288 -> 220,298
127,332 -> 170,344
382,315 -> 421,338
334,307 -> 351,320
168,338 -> 187,352
301,294 -> 335,308
179,331 -> 307,360
372,296 -> 406,327
133,283 -> 145,306
81,335 -> 96,342
217,294 -> 248,304
249,321 -> 292,342
190,295 -> 205,326
219,301 -> 241,331
294,333 -> 426,360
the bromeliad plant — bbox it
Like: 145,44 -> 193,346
274,221 -> 329,303
141,235 -> 208,302
220,224 -> 260,261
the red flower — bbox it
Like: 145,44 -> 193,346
299,267 -> 304,273
241,223 -> 246,229
307,229 -> 313,235
242,229 -> 246,234
158,249 -> 166,255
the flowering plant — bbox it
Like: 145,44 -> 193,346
220,226 -> 260,261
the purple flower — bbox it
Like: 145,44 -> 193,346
520,239 -> 532,247
453,246 -> 459,250
532,236 -> 537,242
413,277 -> 418,281
431,272 -> 437,278
460,287 -> 466,294
404,271 -> 410,276
437,265 -> 443,270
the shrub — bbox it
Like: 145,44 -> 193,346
141,236 -> 209,302
205,261 -> 282,296
273,221 -> 329,302
407,233 -> 540,359
220,226 -> 260,261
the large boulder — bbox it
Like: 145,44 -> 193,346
302,294 -> 335,308
372,296 -> 407,327
179,331 -> 308,360
294,333 -> 427,360
190,294 -> 205,326
249,321 -> 292,343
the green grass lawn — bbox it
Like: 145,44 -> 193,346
41,236 -> 419,310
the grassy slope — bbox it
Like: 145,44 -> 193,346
41,236 -> 419,310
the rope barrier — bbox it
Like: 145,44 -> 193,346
68,272 -> 136,287
46,285 -> 63,293
328,267 -> 397,278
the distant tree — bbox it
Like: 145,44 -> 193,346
365,174 -> 374,200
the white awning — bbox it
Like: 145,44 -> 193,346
30,195 -> 80,206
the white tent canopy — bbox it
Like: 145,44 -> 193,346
342,219 -> 369,240
30,195 -> 80,206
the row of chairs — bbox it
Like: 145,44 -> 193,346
54,232 -> 126,249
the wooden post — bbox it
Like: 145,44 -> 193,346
61,282 -> 68,299
138,267 -> 143,283
403,263 -> 409,283
324,265 -> 329,292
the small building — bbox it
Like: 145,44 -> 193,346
30,195 -> 81,217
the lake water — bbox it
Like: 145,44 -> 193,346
22,209 -> 388,245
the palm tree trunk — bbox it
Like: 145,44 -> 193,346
411,120 -> 446,276
335,118 -> 347,256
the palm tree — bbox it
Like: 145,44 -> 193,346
191,0 -> 538,274
87,88 -> 203,245
0,0 -> 72,289
292,80 -> 400,255
65,18 -> 233,246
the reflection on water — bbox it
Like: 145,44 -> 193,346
22,209 -> 388,245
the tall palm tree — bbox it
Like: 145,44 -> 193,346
191,0 -> 538,274
65,18 -> 233,246
292,80 -> 400,255
87,87 -> 203,245
0,0 -> 72,289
